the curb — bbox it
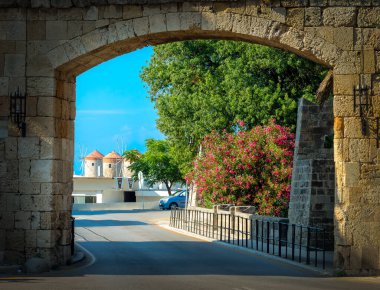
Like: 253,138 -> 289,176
159,223 -> 333,277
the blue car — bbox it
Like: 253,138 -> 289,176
159,190 -> 188,210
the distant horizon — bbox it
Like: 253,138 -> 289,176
74,46 -> 165,175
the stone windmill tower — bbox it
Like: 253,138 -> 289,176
84,150 -> 104,177
103,151 -> 123,178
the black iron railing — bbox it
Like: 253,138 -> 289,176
170,208 -> 326,269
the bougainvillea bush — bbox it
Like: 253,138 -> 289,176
186,121 -> 295,217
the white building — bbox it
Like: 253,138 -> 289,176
72,149 -> 185,206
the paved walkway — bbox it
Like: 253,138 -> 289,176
0,210 -> 379,290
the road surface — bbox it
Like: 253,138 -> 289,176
0,210 -> 379,290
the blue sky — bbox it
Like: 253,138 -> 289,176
74,46 -> 164,175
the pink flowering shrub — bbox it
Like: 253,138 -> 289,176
186,120 -> 294,217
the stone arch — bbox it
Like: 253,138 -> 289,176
47,12 -> 343,79
0,1 -> 379,276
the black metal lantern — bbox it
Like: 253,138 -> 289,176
10,87 -> 26,137
353,84 -> 370,136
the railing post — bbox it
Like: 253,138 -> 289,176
306,227 -> 311,265
71,217 -> 75,256
323,228 -> 326,269
266,221 -> 270,253
278,222 -> 282,257
255,219 -> 259,250
291,224 -> 295,261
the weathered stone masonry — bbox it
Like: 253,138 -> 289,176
288,98 -> 335,250
0,0 -> 379,275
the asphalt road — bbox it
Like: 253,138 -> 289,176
0,210 -> 379,290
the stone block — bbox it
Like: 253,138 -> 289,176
27,21 -> 46,40
5,137 -> 17,159
309,0 -> 328,6
344,117 -> 373,139
46,21 -> 68,40
322,7 -> 356,27
40,211 -> 53,229
343,162 -> 360,187
84,6 -> 98,21
5,229 -> 24,251
132,16 -> 149,36
286,8 -> 304,29
18,137 -> 39,159
201,12 -> 216,31
30,212 -> 40,230
305,7 -> 321,26
354,28 -> 380,51
281,0 -> 308,6
57,8 -> 83,21
37,96 -> 60,118
31,0 -> 50,8
25,230 -> 37,248
40,138 -> 59,161
166,12 -> 180,32
123,5 -> 142,19
334,95 -> 358,117
19,181 -> 41,194
180,12 -> 201,31
333,27 -> 353,51
363,49 -> 376,74
103,5 -> 122,19
1,21 -> 26,41
0,77 -> 9,97
30,159 -> 55,182
149,14 -> 166,34
333,74 -> 359,95
358,8 -> 380,28
0,211 -> 14,229
37,230 -> 54,248
27,77 -> 56,97
4,54 -> 25,77
271,7 -> 286,24
216,12 -> 233,32
0,8 -> 26,21
0,95 -> 9,117
334,117 -> 344,139
15,211 -> 31,229
27,96 -> 38,117
21,194 -> 53,211
348,138 -> 369,162
115,20 -> 134,40
81,28 -> 107,53
142,4 -> 160,16
67,21 -> 83,39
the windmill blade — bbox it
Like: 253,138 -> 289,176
78,144 -> 87,176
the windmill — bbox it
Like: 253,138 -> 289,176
113,136 -> 129,190
78,144 -> 87,176
115,136 -> 127,178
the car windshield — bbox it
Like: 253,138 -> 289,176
173,190 -> 185,197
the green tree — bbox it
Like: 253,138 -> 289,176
123,139 -> 183,195
141,40 -> 327,172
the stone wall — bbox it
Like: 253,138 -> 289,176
288,98 -> 335,250
0,0 -> 378,275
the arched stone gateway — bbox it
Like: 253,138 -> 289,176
0,0 -> 379,275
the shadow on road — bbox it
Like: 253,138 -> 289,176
75,219 -> 148,227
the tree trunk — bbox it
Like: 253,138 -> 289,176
164,181 -> 172,195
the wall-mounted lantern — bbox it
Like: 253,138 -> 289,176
10,87 -> 26,137
353,84 -> 370,136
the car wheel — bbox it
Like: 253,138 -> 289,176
169,203 -> 178,209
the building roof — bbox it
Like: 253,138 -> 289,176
103,150 -> 123,162
84,150 -> 104,160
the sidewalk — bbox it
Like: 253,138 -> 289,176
159,221 -> 334,276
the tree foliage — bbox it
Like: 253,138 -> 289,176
123,139 -> 183,195
186,121 -> 295,217
141,40 -> 326,167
